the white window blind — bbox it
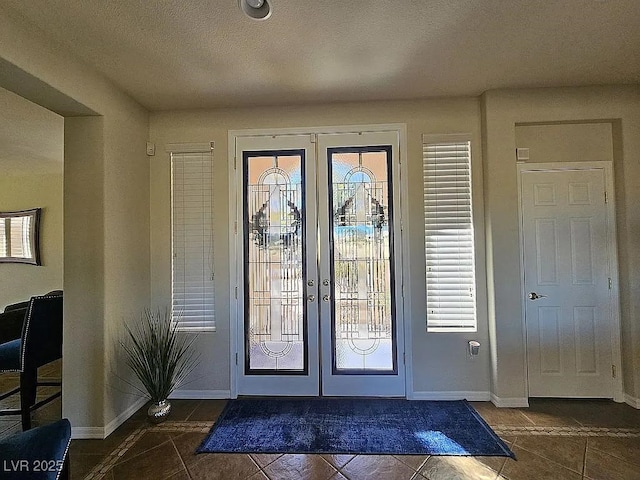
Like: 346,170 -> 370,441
423,136 -> 477,332
0,218 -> 8,257
0,216 -> 32,257
171,151 -> 215,331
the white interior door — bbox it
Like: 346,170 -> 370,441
234,129 -> 405,397
520,166 -> 614,398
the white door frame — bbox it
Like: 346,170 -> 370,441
228,124 -> 411,398
517,161 -> 623,402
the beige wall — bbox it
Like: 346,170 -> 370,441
2,1 -> 639,437
150,97 -> 492,397
63,117 -> 106,428
0,173 -> 63,308
515,123 -> 614,164
0,7 -> 150,435
0,86 -> 64,308
483,86 -> 640,403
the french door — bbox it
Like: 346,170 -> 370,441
233,129 -> 405,397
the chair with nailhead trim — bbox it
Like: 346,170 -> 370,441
0,293 -> 63,431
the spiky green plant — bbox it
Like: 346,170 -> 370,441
121,309 -> 200,403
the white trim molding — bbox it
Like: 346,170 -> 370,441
73,396 -> 150,439
491,394 -> 530,408
71,427 -> 105,440
105,396 -> 149,438
624,393 -> 640,409
412,391 -> 491,402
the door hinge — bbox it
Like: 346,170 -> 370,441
608,278 -> 612,290
612,364 -> 616,378
403,352 -> 406,365
310,133 -> 317,143
604,191 -> 608,204
236,353 -> 239,365
234,221 -> 237,234
235,286 -> 238,299
234,156 -> 237,170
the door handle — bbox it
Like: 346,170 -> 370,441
528,292 -> 548,300
307,295 -> 316,302
322,295 -> 330,302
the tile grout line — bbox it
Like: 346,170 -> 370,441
83,426 -> 147,480
517,410 -> 543,427
587,442 -> 640,469
169,436 -> 191,480
183,400 -> 203,422
511,442 -> 587,478
497,435 -> 518,480
582,437 -> 589,479
82,422 -> 212,479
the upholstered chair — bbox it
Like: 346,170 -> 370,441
0,294 -> 63,430
0,418 -> 71,480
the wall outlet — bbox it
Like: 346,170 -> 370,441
467,340 -> 480,360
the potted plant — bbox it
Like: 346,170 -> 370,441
121,308 -> 200,423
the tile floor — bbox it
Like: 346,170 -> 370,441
1,363 -> 640,479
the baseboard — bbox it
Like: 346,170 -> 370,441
490,393 -> 529,408
72,395 -> 148,440
624,393 -> 640,409
168,390 -> 231,400
71,427 -> 106,440
411,391 -> 491,401
70,391 -> 229,439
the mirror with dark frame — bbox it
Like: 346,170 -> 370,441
0,208 -> 42,265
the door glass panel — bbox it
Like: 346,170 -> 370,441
244,151 -> 306,373
329,148 -> 396,373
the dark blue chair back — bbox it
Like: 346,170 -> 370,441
20,294 -> 63,371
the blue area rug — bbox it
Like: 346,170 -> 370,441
197,398 -> 515,458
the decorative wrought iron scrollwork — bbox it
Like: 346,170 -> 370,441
251,199 -> 301,248
335,196 -> 354,226
369,196 -> 386,230
251,201 -> 269,247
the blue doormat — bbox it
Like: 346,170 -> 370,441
197,398 -> 515,458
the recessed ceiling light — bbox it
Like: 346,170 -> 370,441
239,0 -> 272,20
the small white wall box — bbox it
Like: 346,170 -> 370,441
468,340 -> 480,356
516,148 -> 529,161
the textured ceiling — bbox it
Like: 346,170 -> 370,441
1,0 -> 639,111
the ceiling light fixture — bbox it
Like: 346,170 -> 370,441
239,0 -> 271,20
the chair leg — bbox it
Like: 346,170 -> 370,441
19,368 -> 37,430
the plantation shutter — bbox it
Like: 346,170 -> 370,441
171,149 -> 215,331
0,218 -> 8,257
0,215 -> 33,258
423,135 -> 477,332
